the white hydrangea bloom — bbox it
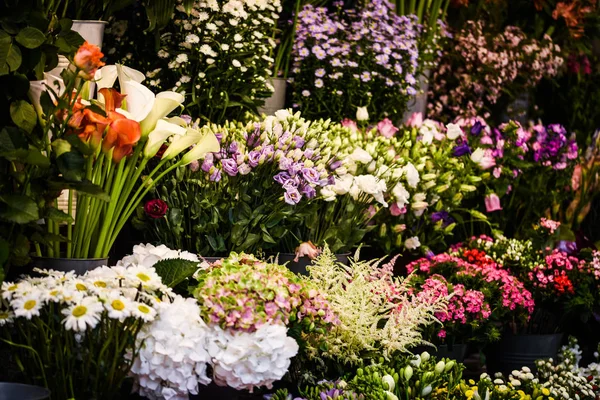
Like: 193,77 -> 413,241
206,324 -> 299,391
130,296 -> 212,400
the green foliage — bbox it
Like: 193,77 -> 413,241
152,258 -> 199,288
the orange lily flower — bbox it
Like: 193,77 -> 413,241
103,113 -> 142,163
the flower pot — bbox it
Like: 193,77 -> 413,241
71,20 -> 108,49
402,69 -> 430,123
258,78 -> 287,116
435,343 -> 469,363
271,252 -> 351,275
485,333 -> 564,375
191,383 -> 263,400
30,257 -> 109,276
0,383 -> 50,400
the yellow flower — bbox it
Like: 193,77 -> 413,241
465,389 -> 474,399
541,388 -> 550,396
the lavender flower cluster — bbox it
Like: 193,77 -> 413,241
291,0 -> 421,123
197,112 -> 341,205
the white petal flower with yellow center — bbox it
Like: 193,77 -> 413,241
105,295 -> 132,322
62,296 -> 103,332
11,290 -> 43,319
131,302 -> 157,322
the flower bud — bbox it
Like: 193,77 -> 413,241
434,361 -> 446,375
421,385 -> 432,397
421,351 -> 430,362
382,375 -> 395,392
404,365 -> 413,381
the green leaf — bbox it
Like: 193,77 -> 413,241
0,194 -> 39,223
56,151 -> 85,181
46,207 -> 73,223
0,127 -> 27,152
6,43 -> 21,71
15,27 -> 46,49
22,147 -> 50,166
10,100 -> 37,133
48,179 -> 110,202
168,208 -> 183,226
153,258 -> 199,288
0,31 -> 12,71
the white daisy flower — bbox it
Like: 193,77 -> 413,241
105,295 -> 132,322
62,296 -> 103,332
1,281 -> 19,300
125,266 -> 163,291
0,309 -> 14,326
12,290 -> 43,319
131,302 -> 157,322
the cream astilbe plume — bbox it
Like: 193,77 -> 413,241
304,247 -> 447,365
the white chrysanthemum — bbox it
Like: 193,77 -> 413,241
11,290 -> 43,319
185,34 -> 200,44
206,324 -> 299,391
130,296 -> 211,400
1,281 -> 19,301
62,296 -> 103,331
0,309 -> 14,326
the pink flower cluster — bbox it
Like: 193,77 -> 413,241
195,253 -> 338,332
527,249 -> 585,294
428,21 -> 563,121
540,218 -> 561,234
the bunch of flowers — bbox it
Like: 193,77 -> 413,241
407,252 -> 534,344
193,252 -> 337,391
428,21 -> 563,122
0,263 -> 170,399
455,369 -> 556,400
407,274 -> 493,345
459,120 -> 578,238
291,0 -> 421,123
303,248 -> 446,367
130,295 -> 212,400
461,233 -> 600,332
369,115 -> 488,254
114,0 -> 282,123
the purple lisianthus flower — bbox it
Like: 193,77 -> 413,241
452,142 -> 471,157
301,167 -> 320,184
210,168 -> 222,182
329,160 -> 342,170
300,184 -> 316,198
201,153 -> 214,173
284,188 -> 302,205
180,114 -> 192,124
228,141 -> 239,155
289,162 -> 304,176
261,144 -> 275,160
248,150 -> 261,167
215,133 -> 223,143
471,121 -> 483,136
282,176 -> 300,191
304,148 -> 315,159
279,157 -> 293,170
557,240 -> 577,254
238,163 -> 251,175
274,171 -> 290,185
431,211 -> 453,227
221,158 -> 238,176
292,136 -> 305,149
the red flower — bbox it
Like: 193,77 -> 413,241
144,199 -> 168,219
554,274 -> 575,294
74,42 -> 105,80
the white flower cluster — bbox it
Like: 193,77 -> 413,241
117,243 -> 199,270
321,173 -> 388,207
130,296 -> 212,400
206,324 -> 299,392
0,263 -> 168,330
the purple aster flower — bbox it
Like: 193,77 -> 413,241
274,171 -> 291,185
284,188 -> 302,205
248,150 -> 261,167
221,158 -> 238,176
452,142 -> 471,157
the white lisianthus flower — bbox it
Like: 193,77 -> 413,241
446,123 -> 463,140
354,175 -> 388,206
206,323 -> 299,391
404,236 -> 421,250
356,106 -> 369,121
392,183 -> 410,208
402,162 -> 420,188
130,296 -> 212,400
349,148 -> 373,164
332,175 -> 354,195
470,148 -> 496,170
320,186 -> 337,201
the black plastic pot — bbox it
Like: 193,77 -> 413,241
30,257 -> 109,275
191,383 -> 263,400
0,383 -> 50,400
270,253 -> 351,275
436,343 -> 469,363
485,333 -> 564,374
199,256 -> 224,265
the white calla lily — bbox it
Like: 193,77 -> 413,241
122,81 -> 156,122
161,129 -> 203,161
140,91 -> 185,136
166,116 -> 190,127
144,120 -> 188,159
180,133 -> 220,165
95,64 -> 145,92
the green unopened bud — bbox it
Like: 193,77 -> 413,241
421,351 -> 430,362
460,184 -> 477,192
435,184 -> 450,193
468,175 -> 482,183
421,385 -> 433,397
404,365 -> 413,381
452,193 -> 463,203
422,173 -> 437,181
435,360 -> 446,375
444,360 -> 456,372
385,391 -> 399,400
444,223 -> 457,233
